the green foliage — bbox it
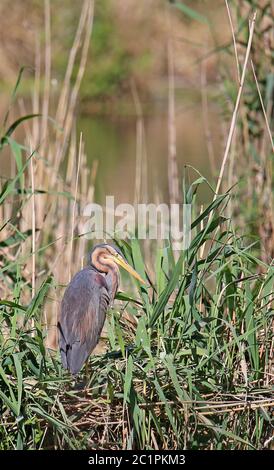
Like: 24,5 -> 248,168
77,0 -> 131,99
1,161 -> 273,448
0,3 -> 273,451
172,1 -> 208,24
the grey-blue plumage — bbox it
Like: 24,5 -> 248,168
58,267 -> 112,375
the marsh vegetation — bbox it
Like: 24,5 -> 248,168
0,0 -> 273,450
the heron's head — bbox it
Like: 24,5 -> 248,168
90,243 -> 146,284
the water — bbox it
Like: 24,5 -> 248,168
79,99 -> 223,206
0,96 -> 223,207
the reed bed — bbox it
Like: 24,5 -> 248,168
0,0 -> 273,450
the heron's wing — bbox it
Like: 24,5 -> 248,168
58,268 -> 110,374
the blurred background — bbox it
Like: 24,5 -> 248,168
0,1 -> 273,450
0,0 -> 272,343
1,0 -> 272,286
0,0 -> 233,203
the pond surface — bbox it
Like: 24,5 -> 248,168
0,96 -> 224,207
79,99 -> 223,206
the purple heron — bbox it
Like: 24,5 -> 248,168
58,244 -> 145,375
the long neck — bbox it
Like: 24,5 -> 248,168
92,253 -> 120,300
105,267 -> 119,301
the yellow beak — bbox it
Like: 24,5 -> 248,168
111,255 -> 146,285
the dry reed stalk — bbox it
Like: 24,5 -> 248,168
201,57 -> 216,175
165,6 -> 180,259
89,159 -> 98,202
40,0 -> 51,154
165,6 -> 181,261
223,4 -> 240,208
131,80 -> 143,205
261,96 -> 273,161
30,151 -> 36,298
76,151 -> 89,271
167,37 -> 180,206
69,133 -> 83,281
66,124 -> 77,185
29,35 -> 46,231
33,0 -> 93,251
81,156 -> 88,200
55,0 -> 90,128
214,11 -> 257,200
225,0 -> 241,84
55,0 -> 94,173
130,79 -> 148,205
32,34 -> 41,149
250,60 -> 274,154
227,126 -> 237,214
